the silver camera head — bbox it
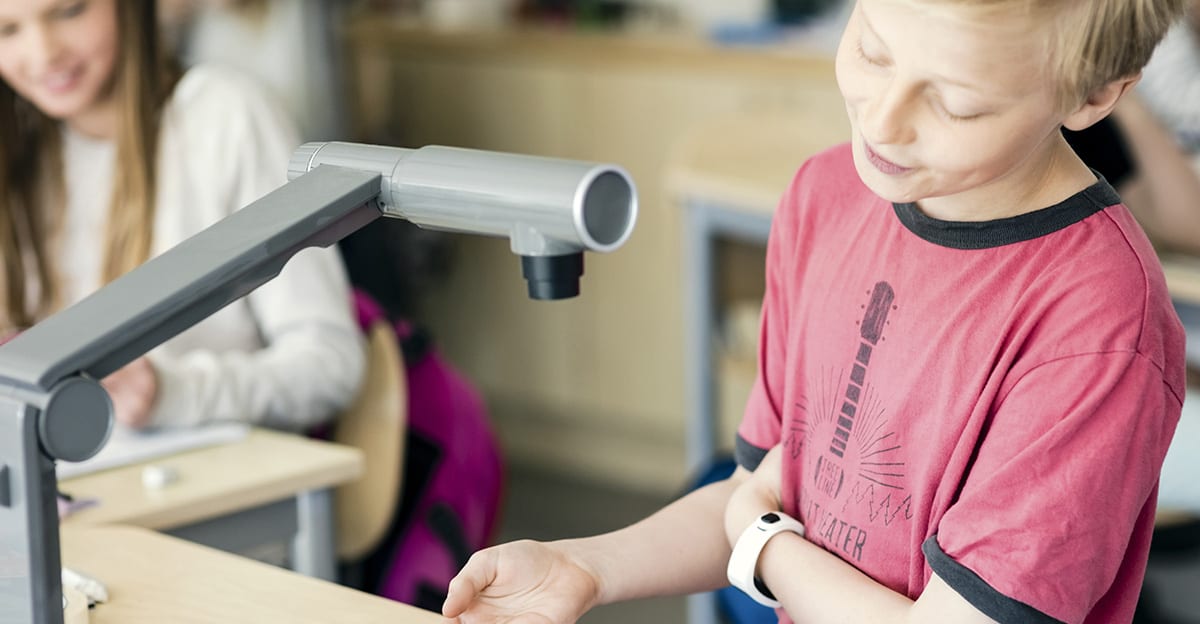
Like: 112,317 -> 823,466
288,142 -> 638,299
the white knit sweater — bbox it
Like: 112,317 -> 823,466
60,65 -> 364,431
1139,22 -> 1200,155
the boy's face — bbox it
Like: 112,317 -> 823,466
835,0 -> 1072,220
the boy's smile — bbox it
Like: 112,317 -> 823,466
835,0 -> 1102,222
863,141 -> 912,175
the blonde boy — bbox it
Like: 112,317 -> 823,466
442,0 -> 1188,622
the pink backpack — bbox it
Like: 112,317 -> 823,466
349,291 -> 505,610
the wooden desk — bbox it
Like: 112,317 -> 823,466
667,107 -> 848,219
61,525 -> 441,624
667,109 -> 848,474
60,429 -> 363,581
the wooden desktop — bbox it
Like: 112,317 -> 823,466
59,428 -> 363,580
61,525 -> 443,623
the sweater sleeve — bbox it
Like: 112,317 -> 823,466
146,66 -> 365,431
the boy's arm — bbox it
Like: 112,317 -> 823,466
727,445 -> 1000,624
577,471 -> 748,602
443,469 -> 749,622
755,531 -> 1000,624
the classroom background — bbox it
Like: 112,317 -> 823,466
46,0 -> 1200,623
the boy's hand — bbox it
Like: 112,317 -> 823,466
101,357 -> 159,429
443,539 -> 602,624
724,444 -> 786,548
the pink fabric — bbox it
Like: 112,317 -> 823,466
376,337 -> 503,604
353,289 -> 388,331
738,143 -> 1185,623
350,289 -> 504,607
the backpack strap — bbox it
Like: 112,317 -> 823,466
353,289 -> 433,364
353,289 -> 387,332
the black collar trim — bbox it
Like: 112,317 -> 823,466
891,176 -> 1121,250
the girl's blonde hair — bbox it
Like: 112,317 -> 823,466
0,1 -> 178,330
902,0 -> 1186,110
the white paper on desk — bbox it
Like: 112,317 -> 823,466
56,422 -> 250,480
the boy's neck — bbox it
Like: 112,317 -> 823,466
914,135 -> 1098,222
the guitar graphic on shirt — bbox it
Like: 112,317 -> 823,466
814,281 -> 894,500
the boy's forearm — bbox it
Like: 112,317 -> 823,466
757,533 -> 998,624
759,532 -> 912,620
559,475 -> 744,604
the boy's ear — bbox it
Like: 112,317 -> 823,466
1062,73 -> 1141,131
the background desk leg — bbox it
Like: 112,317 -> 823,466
684,201 -> 717,475
291,489 -> 336,581
684,202 -> 720,624
682,201 -> 773,624
688,592 -> 721,624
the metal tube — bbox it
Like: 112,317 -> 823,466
289,142 -> 638,257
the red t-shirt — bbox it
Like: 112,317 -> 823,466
737,143 -> 1186,623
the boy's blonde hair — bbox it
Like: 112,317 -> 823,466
907,0 -> 1186,111
1052,0 -> 1185,109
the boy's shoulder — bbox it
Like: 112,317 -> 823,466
774,141 -> 877,226
787,142 -> 870,203
795,141 -> 859,184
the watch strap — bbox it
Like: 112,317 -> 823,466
726,511 -> 805,608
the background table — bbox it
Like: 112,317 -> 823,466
61,525 -> 441,624
60,428 -> 363,581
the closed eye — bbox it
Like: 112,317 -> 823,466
937,105 -> 983,123
856,39 -> 886,67
931,96 -> 985,123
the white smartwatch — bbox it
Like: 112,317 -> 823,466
727,511 -> 806,608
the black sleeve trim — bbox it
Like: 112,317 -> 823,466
922,534 -> 1065,624
735,435 -> 769,472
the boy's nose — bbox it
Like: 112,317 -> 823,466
860,83 -> 916,146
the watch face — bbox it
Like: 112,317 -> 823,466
763,512 -> 781,524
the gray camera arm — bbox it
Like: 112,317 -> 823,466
0,143 -> 636,624
0,165 -> 380,624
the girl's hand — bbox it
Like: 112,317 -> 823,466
724,444 -> 786,548
102,357 -> 159,429
443,539 -> 602,624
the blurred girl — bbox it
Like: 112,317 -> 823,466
0,0 -> 363,431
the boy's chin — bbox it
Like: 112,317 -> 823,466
853,166 -> 919,205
